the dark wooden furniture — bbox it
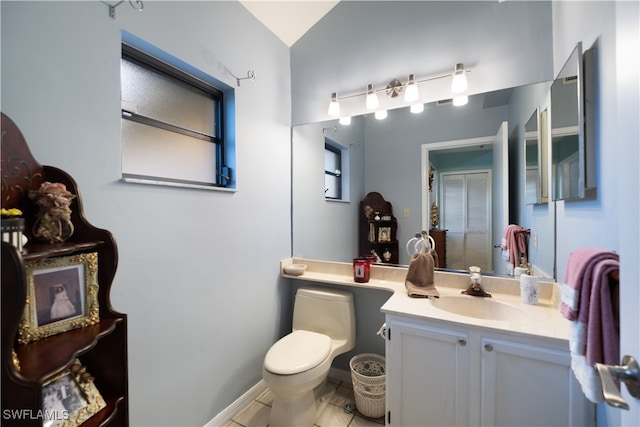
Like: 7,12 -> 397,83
359,192 -> 399,264
429,229 -> 447,268
1,113 -> 128,426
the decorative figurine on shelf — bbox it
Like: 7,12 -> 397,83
363,204 -> 374,220
29,181 -> 76,243
1,207 -> 26,251
428,166 -> 435,192
431,202 -> 439,229
383,248 -> 392,262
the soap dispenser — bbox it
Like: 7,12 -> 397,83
462,266 -> 491,297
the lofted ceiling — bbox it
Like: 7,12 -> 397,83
239,0 -> 340,47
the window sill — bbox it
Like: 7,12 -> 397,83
121,176 -> 236,193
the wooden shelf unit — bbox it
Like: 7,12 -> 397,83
358,192 -> 399,264
1,113 -> 128,426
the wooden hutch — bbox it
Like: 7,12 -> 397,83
358,192 -> 399,264
1,113 -> 128,426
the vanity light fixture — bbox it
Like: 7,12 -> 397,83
451,63 -> 468,93
453,95 -> 469,106
327,63 -> 471,119
339,116 -> 352,125
451,63 -> 469,106
410,103 -> 425,114
366,84 -> 380,110
328,92 -> 340,117
404,74 -> 419,102
375,110 -> 388,120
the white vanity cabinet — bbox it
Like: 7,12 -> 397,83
385,316 -> 471,426
384,314 -> 593,427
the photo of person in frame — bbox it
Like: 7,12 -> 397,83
33,265 -> 84,327
42,373 -> 88,427
50,284 -> 77,321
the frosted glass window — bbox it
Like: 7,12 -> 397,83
122,121 -> 216,184
121,60 -> 216,136
121,42 -> 229,188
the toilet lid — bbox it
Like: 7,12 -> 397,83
264,330 -> 331,375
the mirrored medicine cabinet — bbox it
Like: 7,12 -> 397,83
525,107 -> 549,205
550,42 -> 597,201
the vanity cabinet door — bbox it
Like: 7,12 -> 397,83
480,337 -> 590,427
386,316 -> 470,427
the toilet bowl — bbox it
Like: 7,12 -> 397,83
263,287 -> 355,427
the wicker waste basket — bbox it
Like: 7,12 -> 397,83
349,353 -> 385,418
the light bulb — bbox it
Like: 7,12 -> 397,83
339,116 -> 351,125
404,74 -> 419,102
375,110 -> 387,120
453,95 -> 468,106
328,92 -> 340,117
410,103 -> 424,114
366,84 -> 379,110
451,63 -> 468,94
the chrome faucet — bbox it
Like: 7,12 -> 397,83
462,266 -> 492,297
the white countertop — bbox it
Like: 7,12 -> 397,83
281,258 -> 570,344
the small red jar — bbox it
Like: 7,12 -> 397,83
353,257 -> 370,283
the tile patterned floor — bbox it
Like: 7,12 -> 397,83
224,377 -> 384,427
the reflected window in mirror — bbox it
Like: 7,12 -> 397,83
324,140 -> 345,200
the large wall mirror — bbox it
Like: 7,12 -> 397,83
550,42 -> 596,201
292,81 -> 554,277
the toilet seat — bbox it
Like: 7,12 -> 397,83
264,330 -> 331,375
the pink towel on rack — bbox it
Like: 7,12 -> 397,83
561,248 -> 620,403
586,259 -> 620,367
501,224 -> 528,268
560,248 -> 619,321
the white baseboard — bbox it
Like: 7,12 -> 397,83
204,368 -> 353,426
204,379 -> 268,427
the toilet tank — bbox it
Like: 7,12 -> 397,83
292,287 -> 355,344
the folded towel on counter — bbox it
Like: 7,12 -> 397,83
501,224 -> 528,268
405,251 -> 439,298
561,248 -> 620,403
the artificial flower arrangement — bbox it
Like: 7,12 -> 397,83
29,182 -> 76,243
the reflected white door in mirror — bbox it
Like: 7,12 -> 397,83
422,122 -> 508,275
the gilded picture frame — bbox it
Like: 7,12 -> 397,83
42,359 -> 106,427
19,252 -> 99,344
378,227 -> 391,242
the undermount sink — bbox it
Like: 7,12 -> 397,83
428,294 -> 527,322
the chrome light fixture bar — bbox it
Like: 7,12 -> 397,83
327,64 -> 471,122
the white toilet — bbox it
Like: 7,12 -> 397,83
263,286 -> 356,427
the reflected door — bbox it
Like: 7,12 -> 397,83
441,171 -> 491,271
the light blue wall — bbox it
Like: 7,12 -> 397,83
550,3 -> 638,423
1,1 -> 291,426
